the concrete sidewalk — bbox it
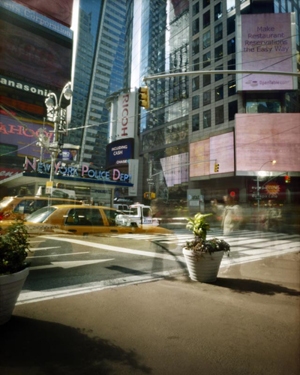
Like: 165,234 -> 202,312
1,252 -> 299,375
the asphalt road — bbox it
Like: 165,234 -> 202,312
18,228 -> 300,305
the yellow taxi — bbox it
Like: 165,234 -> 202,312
0,196 -> 82,221
0,205 -> 173,236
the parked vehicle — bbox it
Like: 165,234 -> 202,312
0,205 -> 172,236
124,203 -> 160,227
0,196 -> 82,221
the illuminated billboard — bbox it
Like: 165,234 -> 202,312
235,113 -> 300,174
0,19 -> 72,92
190,133 -> 234,178
236,13 -> 297,91
116,93 -> 136,141
160,152 -> 188,187
106,138 -> 134,168
0,113 -> 53,158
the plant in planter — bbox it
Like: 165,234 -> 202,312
183,213 -> 230,283
0,220 -> 30,325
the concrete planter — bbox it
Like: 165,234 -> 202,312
183,248 -> 224,283
0,268 -> 29,325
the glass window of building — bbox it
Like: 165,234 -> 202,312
203,51 -> 211,68
193,2 -> 199,16
228,100 -> 238,121
203,74 -> 211,87
215,105 -> 224,125
215,85 -> 223,101
214,3 -> 222,20
203,109 -> 211,128
227,16 -> 235,35
215,45 -> 223,62
192,76 -> 200,91
203,0 -> 210,8
203,10 -> 210,29
203,30 -> 211,49
192,114 -> 200,131
215,23 -> 223,42
226,0 -> 235,13
228,58 -> 235,70
228,80 -> 236,96
203,90 -> 211,106
227,38 -> 235,55
215,65 -> 223,81
192,38 -> 200,56
193,18 -> 200,35
193,58 -> 200,71
192,95 -> 200,110
246,100 -> 281,113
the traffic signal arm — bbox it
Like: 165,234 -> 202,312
138,87 -> 149,109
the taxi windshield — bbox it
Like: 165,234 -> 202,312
26,206 -> 56,223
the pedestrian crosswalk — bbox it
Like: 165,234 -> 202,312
113,229 -> 300,266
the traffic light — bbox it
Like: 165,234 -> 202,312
285,175 -> 291,183
138,86 -> 149,109
143,192 -> 156,199
214,163 -> 219,172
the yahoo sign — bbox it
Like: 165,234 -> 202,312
24,157 -> 132,183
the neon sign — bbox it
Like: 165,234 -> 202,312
24,157 -> 131,183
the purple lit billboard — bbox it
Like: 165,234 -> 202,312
237,13 -> 296,91
235,113 -> 300,173
0,18 -> 72,91
0,113 -> 53,158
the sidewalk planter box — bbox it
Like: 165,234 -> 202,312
183,249 -> 224,283
184,213 -> 230,283
0,268 -> 29,325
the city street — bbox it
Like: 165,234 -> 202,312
18,228 -> 300,305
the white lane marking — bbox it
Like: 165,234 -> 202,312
27,252 -> 89,259
30,246 -> 61,251
29,259 -> 114,270
40,236 -> 185,262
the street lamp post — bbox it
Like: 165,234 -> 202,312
44,82 -> 73,191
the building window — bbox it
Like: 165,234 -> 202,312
226,0 -> 235,13
214,3 -> 222,20
192,95 -> 200,110
215,65 -> 223,81
203,30 -> 211,49
227,16 -> 235,35
215,45 -> 223,62
227,38 -> 235,55
228,100 -> 238,120
192,18 -> 200,35
215,85 -> 224,101
192,38 -> 199,56
203,109 -> 211,128
203,0 -> 210,9
228,80 -> 236,96
246,100 -> 281,113
192,114 -> 200,131
214,23 -> 223,42
203,74 -> 211,87
192,76 -> 200,91
203,51 -> 211,68
228,58 -> 235,70
203,10 -> 210,29
203,90 -> 211,106
193,58 -> 200,71
215,105 -> 224,125
193,2 -> 199,16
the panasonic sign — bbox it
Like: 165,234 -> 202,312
0,75 -> 49,97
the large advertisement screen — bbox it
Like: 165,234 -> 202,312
160,152 -> 188,188
236,13 -> 296,91
0,113 -> 53,159
190,133 -> 234,177
106,138 -> 134,168
0,18 -> 72,92
235,113 -> 300,174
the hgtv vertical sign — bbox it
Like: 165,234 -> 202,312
236,13 -> 297,91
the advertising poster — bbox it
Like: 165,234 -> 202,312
237,13 -> 296,91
